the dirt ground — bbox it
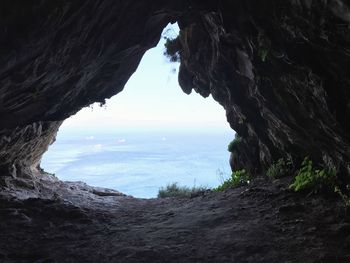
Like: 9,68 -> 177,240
0,178 -> 350,262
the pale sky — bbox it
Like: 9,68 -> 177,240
61,24 -> 231,132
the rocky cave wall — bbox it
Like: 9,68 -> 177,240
176,0 -> 350,182
0,0 -> 185,189
0,0 -> 349,193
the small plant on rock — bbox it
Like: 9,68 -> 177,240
289,157 -> 337,194
334,186 -> 350,207
289,157 -> 350,206
258,48 -> 269,62
267,157 -> 293,179
164,36 -> 181,62
257,31 -> 271,62
214,169 -> 250,192
227,134 -> 242,153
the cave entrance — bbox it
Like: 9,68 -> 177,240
41,24 -> 234,198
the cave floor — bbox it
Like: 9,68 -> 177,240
0,178 -> 350,263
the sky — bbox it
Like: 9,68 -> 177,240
61,23 -> 231,132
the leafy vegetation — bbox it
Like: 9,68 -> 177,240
289,157 -> 337,194
158,182 -> 207,198
164,37 -> 181,62
288,157 -> 350,206
267,157 -> 292,179
227,135 -> 242,152
214,169 -> 250,192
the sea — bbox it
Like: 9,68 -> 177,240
41,128 -> 234,198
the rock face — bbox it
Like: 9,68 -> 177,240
0,121 -> 61,190
176,0 -> 350,182
0,0 -> 184,192
0,0 -> 350,193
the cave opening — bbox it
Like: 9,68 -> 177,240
40,23 -> 234,198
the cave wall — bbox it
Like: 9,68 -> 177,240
177,0 -> 350,181
0,0 -> 184,128
0,0 -> 349,192
0,121 -> 61,189
0,0 -> 186,189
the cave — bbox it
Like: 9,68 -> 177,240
1,1 -> 350,262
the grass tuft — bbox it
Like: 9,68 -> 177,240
158,183 -> 207,198
267,157 -> 292,179
214,169 -> 250,192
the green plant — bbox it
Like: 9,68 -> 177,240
227,135 -> 242,153
259,48 -> 269,62
158,182 -> 207,198
214,169 -> 250,192
334,186 -> 350,207
289,157 -> 350,206
289,157 -> 337,193
267,157 -> 292,179
257,31 -> 271,62
164,37 -> 181,62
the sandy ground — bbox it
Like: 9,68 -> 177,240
0,178 -> 350,262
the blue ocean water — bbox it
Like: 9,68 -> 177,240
41,129 -> 233,198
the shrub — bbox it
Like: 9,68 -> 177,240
164,37 -> 181,62
227,135 -> 242,152
214,169 -> 250,192
158,182 -> 207,198
267,157 -> 292,179
289,157 -> 337,194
